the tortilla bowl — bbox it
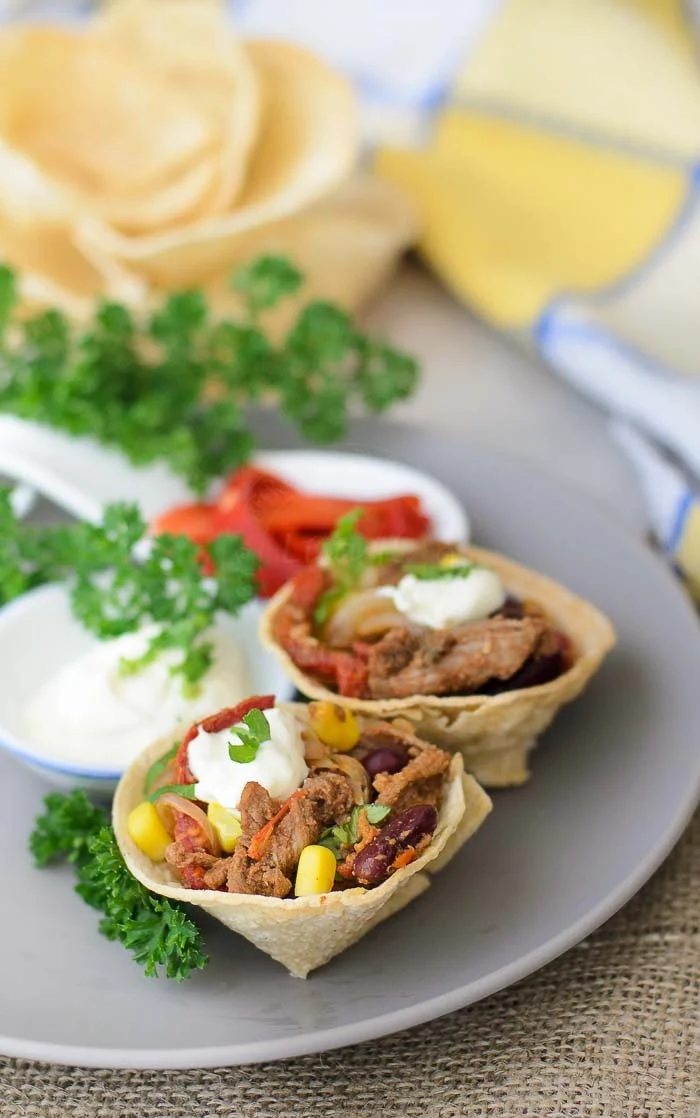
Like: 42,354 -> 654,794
259,544 -> 617,787
112,706 -> 491,978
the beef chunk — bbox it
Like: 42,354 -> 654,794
226,772 -> 354,898
367,615 -> 548,698
374,745 -> 451,813
375,542 -> 455,585
304,770 -> 355,827
239,781 -> 277,839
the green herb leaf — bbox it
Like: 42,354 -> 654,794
146,783 -> 198,803
0,256 -> 418,493
143,742 -> 181,794
405,562 -> 475,581
30,791 -> 207,980
228,708 -> 270,764
319,803 -> 391,860
29,790 -> 108,868
314,509 -> 368,624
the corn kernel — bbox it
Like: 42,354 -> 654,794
126,802 -> 172,863
294,844 -> 337,896
439,552 -> 466,568
207,802 -> 242,853
308,701 -> 360,752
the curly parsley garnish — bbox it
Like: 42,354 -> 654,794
319,803 -> 391,860
228,708 -> 271,764
30,791 -> 207,981
0,492 -> 259,692
0,255 -> 418,494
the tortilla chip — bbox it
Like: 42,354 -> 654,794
95,0 -> 262,219
259,543 -> 617,787
112,707 -> 491,978
78,39 -> 358,285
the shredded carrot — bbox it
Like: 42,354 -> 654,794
248,790 -> 306,861
391,848 -> 417,871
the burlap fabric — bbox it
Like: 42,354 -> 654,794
1,812 -> 697,1117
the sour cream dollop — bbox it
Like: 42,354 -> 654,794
379,566 -> 506,629
187,706 -> 308,811
23,627 -> 251,769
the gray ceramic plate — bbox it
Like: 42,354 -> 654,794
2,423 -> 700,1070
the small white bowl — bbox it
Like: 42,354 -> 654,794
0,417 -> 469,540
0,585 -> 293,796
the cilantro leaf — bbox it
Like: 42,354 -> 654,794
228,708 -> 270,764
314,509 -> 368,624
0,255 -> 418,494
405,562 -> 475,581
319,803 -> 391,860
146,783 -> 198,803
29,791 -> 207,981
143,741 -> 181,795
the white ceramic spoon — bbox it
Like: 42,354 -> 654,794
0,414 -> 470,538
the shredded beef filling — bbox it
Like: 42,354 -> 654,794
226,771 -> 355,899
366,615 -> 549,699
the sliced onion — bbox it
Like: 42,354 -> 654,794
301,726 -> 329,763
323,590 -> 404,648
154,793 -> 222,857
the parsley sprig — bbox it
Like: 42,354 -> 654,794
30,791 -> 207,981
319,803 -> 391,860
228,708 -> 271,764
0,492 -> 259,691
0,255 -> 418,494
314,509 -> 368,624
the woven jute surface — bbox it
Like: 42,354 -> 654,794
2,812 -> 698,1118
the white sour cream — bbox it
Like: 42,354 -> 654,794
23,627 -> 251,769
187,706 -> 308,811
379,567 -> 506,629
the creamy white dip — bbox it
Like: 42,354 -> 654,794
23,626 -> 251,769
379,566 -> 506,629
187,706 -> 308,811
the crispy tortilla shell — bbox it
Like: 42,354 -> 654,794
112,705 -> 491,978
259,543 -> 617,787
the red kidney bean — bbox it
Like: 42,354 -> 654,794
352,804 -> 437,886
361,745 -> 408,779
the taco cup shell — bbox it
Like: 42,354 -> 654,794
259,544 -> 617,787
112,705 -> 492,978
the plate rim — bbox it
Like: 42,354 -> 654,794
2,437 -> 700,1070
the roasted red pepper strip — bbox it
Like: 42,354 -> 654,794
151,465 -> 432,599
248,790 -> 306,862
173,696 -> 276,785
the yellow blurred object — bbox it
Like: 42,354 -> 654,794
126,802 -> 172,863
207,802 -> 242,853
308,702 -> 361,752
439,553 -> 469,569
294,844 -> 337,897
377,0 -> 700,332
